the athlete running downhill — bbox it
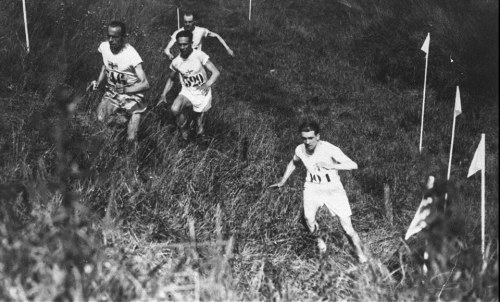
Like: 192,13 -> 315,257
270,121 -> 368,263
157,30 -> 220,140
90,21 -> 150,142
164,12 -> 234,60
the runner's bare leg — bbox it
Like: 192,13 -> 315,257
196,112 -> 205,135
338,216 -> 368,262
171,95 -> 192,139
127,113 -> 141,141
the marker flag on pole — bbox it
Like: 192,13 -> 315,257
405,176 -> 435,240
467,134 -> 486,259
405,196 -> 433,240
421,33 -> 430,57
418,32 -> 430,153
445,86 -> 462,202
468,134 -> 485,178
454,86 -> 462,117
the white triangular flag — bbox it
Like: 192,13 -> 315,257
454,86 -> 462,117
468,135 -> 485,177
405,177 -> 435,240
421,33 -> 430,55
405,196 -> 433,240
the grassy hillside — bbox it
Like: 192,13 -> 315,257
0,0 -> 498,300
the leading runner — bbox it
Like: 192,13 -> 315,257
270,121 -> 368,262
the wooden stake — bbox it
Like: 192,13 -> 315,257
384,183 -> 393,226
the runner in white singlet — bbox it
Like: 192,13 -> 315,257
270,121 -> 368,262
90,21 -> 150,143
164,12 -> 234,60
157,30 -> 220,140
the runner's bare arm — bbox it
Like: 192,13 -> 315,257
207,31 -> 234,57
157,69 -> 177,106
325,150 -> 358,170
91,65 -> 107,90
164,37 -> 176,59
269,155 -> 301,188
118,63 -> 150,94
199,60 -> 220,95
332,159 -> 357,170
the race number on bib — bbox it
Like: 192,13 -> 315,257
107,70 -> 127,85
308,172 -> 332,184
182,73 -> 205,87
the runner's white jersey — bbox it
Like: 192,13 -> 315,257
171,26 -> 210,50
170,49 -> 209,95
295,140 -> 352,189
98,42 -> 144,97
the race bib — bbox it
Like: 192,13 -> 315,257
308,172 -> 333,184
107,70 -> 127,86
181,73 -> 205,87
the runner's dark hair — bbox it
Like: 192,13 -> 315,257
298,121 -> 320,134
183,11 -> 195,19
176,30 -> 193,42
109,21 -> 127,36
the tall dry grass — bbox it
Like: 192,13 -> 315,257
0,0 -> 498,300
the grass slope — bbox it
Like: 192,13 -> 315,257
0,0 -> 498,300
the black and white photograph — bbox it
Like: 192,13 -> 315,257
0,0 -> 498,300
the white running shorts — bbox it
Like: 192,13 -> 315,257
97,91 -> 146,123
179,87 -> 212,113
303,185 -> 352,219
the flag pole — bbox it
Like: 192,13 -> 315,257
419,33 -> 430,153
481,133 -> 486,260
177,7 -> 180,29
249,0 -> 252,21
468,133 -> 487,262
22,0 -> 30,53
446,86 -> 462,182
446,111 -> 457,181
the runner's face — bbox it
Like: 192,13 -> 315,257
301,131 -> 320,153
184,15 -> 194,31
108,26 -> 125,54
177,36 -> 193,58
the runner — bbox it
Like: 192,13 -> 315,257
90,21 -> 150,142
157,30 -> 220,140
270,121 -> 368,262
164,11 -> 234,60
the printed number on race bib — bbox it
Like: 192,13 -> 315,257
309,173 -> 332,184
107,70 -> 127,85
182,73 -> 205,87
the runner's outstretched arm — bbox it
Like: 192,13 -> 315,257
269,156 -> 300,188
207,31 -> 234,57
